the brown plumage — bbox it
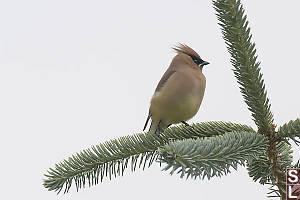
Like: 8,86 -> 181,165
143,44 -> 209,133
172,43 -> 202,60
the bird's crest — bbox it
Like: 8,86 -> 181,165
172,43 -> 201,59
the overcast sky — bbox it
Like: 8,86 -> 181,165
0,0 -> 299,199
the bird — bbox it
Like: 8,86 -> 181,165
143,44 -> 209,134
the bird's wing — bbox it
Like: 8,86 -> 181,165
143,70 -> 176,131
154,70 -> 176,92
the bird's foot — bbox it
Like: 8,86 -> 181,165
154,120 -> 163,135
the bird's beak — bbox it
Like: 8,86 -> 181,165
200,61 -> 210,67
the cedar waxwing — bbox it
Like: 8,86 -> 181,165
143,44 -> 209,134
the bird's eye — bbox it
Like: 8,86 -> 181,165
190,55 -> 203,66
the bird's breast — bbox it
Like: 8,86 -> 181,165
150,72 -> 206,124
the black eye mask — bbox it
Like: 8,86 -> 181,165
189,55 -> 205,66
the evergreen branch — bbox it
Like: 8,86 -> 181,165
213,0 -> 274,133
266,160 -> 300,198
159,131 -> 266,179
212,1 -> 287,197
247,142 -> 293,184
266,134 -> 291,199
278,118 -> 300,145
43,121 -> 253,193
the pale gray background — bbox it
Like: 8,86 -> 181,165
0,0 -> 299,199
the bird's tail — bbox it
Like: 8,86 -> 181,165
143,112 -> 151,131
149,120 -> 156,132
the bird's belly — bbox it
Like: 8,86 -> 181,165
150,93 -> 201,124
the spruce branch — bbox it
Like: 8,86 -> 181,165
212,1 -> 295,198
247,142 -> 293,185
266,141 -> 293,199
43,121 -> 253,193
266,126 -> 290,199
213,0 -> 273,133
159,132 -> 267,179
278,118 -> 300,145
